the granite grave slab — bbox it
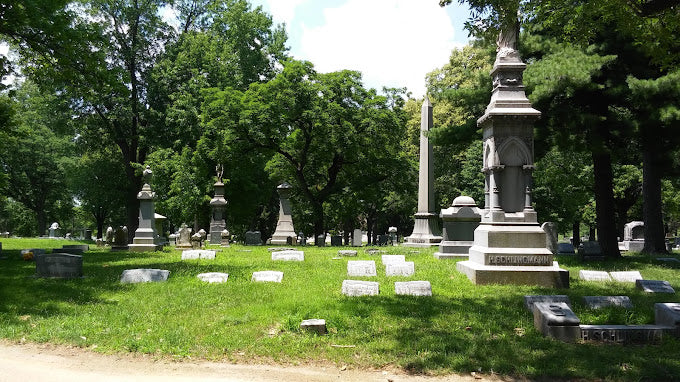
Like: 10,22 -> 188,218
579,270 -> 612,281
609,271 -> 643,283
385,261 -> 415,277
197,272 -> 229,283
341,280 -> 379,296
347,260 -> 377,277
300,319 -> 327,335
523,295 -> 571,311
583,296 -> 633,309
381,254 -> 405,264
35,253 -> 83,278
120,269 -> 169,283
252,271 -> 283,283
394,281 -> 432,296
636,279 -> 675,293
271,250 -> 304,261
532,302 -> 581,342
338,250 -> 358,257
181,250 -> 216,260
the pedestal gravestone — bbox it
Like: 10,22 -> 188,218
622,221 -> 645,252
435,195 -> 481,259
271,182 -> 297,245
456,25 -> 569,288
105,226 -> 114,245
209,165 -> 228,245
405,96 -> 442,247
129,166 -> 160,252
221,229 -> 230,247
176,223 -> 192,249
111,226 -> 129,251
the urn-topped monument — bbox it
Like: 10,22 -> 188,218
270,182 -> 297,245
456,25 -> 569,287
129,166 -> 161,252
209,164 -> 228,245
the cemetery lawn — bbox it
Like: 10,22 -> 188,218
1,239 -> 679,381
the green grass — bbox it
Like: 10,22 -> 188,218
1,238 -> 679,380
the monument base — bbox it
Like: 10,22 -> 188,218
271,233 -> 297,245
404,212 -> 442,247
129,232 -> 160,252
457,260 -> 569,288
434,240 -> 473,259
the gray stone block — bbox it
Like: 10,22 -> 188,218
394,281 -> 432,296
655,303 -> 680,328
300,319 -> 327,335
120,269 -> 169,283
580,325 -> 670,344
271,250 -> 304,261
347,260 -> 377,277
35,253 -> 83,278
342,280 -> 379,296
381,254 -> 405,264
338,250 -> 357,257
252,271 -> 283,283
609,271 -> 642,283
523,295 -> 571,311
583,296 -> 633,309
637,279 -> 675,293
532,302 -> 581,342
197,272 -> 229,283
557,243 -> 575,254
579,270 -> 611,281
385,262 -> 415,277
181,250 -> 216,260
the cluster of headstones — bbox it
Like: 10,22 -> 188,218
341,254 -> 432,297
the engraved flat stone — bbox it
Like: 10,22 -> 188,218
197,272 -> 229,283
609,271 -> 642,283
181,250 -> 216,260
381,255 -> 405,264
342,280 -> 379,296
394,281 -> 432,296
120,269 -> 169,283
583,296 -> 633,309
579,270 -> 611,281
636,279 -> 675,293
347,260 -> 377,277
385,261 -> 415,276
35,253 -> 83,278
580,324 -> 672,344
252,271 -> 283,283
300,319 -> 327,335
523,295 -> 571,311
271,250 -> 304,261
338,250 -> 358,257
268,247 -> 295,252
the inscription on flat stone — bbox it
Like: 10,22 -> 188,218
120,269 -> 169,283
579,270 -> 612,281
342,280 -> 379,296
394,281 -> 432,296
35,253 -> 83,278
583,296 -> 633,309
580,325 -> 668,344
197,272 -> 229,283
347,260 -> 377,277
271,250 -> 304,261
636,279 -> 675,293
252,271 -> 283,283
181,250 -> 216,260
381,254 -> 405,264
523,295 -> 571,311
338,250 -> 358,257
385,261 -> 415,276
487,255 -> 553,266
609,271 -> 642,283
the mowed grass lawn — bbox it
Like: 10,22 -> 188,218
1,238 -> 679,380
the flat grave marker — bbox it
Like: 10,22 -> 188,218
338,250 -> 358,257
583,296 -> 633,309
342,280 -> 379,296
523,295 -> 571,311
385,261 -> 415,277
35,253 -> 83,279
347,260 -> 377,277
394,281 -> 432,296
181,250 -> 216,260
609,271 -> 643,283
197,272 -> 229,283
381,254 -> 405,264
579,270 -> 612,282
636,279 -> 675,294
252,271 -> 283,283
120,269 -> 169,283
271,250 -> 304,261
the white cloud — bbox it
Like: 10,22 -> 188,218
298,0 -> 462,97
261,0 -> 307,27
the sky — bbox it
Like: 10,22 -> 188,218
248,0 -> 471,98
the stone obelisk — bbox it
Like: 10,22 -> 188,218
129,166 -> 160,252
456,25 -> 568,287
270,182 -> 297,245
405,96 -> 442,247
209,164 -> 228,245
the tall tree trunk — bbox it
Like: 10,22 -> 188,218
642,146 -> 667,254
572,221 -> 580,249
311,200 -> 324,238
592,151 -> 621,258
36,209 -> 47,237
123,161 -> 141,243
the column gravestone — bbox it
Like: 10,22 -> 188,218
129,166 -> 160,252
209,164 -> 228,245
270,182 -> 297,245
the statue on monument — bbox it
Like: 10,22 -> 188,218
495,20 -> 520,60
215,164 -> 223,183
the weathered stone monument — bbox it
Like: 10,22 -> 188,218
154,213 -> 167,246
434,196 -> 481,259
622,221 -> 645,252
221,229 -> 230,247
271,182 -> 297,245
176,223 -> 192,249
129,166 -> 160,252
35,253 -> 83,278
405,96 -> 443,247
48,222 -> 60,238
111,226 -> 129,251
105,226 -> 114,245
245,230 -> 262,245
541,222 -> 558,254
209,164 -> 228,245
352,228 -> 362,247
456,24 -> 569,287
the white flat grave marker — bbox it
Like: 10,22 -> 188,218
342,280 -> 379,296
347,260 -> 377,277
338,250 -> 358,257
381,254 -> 405,264
181,250 -> 216,260
268,247 -> 295,252
300,319 -> 327,335
197,272 -> 229,283
271,250 -> 304,261
609,271 -> 642,283
252,271 -> 283,283
636,279 -> 675,294
121,269 -> 169,283
385,261 -> 415,277
583,296 -> 633,309
394,281 -> 432,296
579,270 -> 611,281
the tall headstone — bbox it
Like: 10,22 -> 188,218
48,222 -> 60,238
456,24 -> 569,287
129,166 -> 160,252
352,229 -> 362,247
622,221 -> 645,252
176,223 -> 192,249
270,182 -> 297,245
541,222 -> 558,254
209,164 -> 228,245
111,226 -> 129,251
154,213 -> 167,246
434,195 -> 481,259
405,96 -> 442,247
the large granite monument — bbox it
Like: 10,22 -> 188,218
271,182 -> 297,245
209,165 -> 228,245
129,166 -> 160,252
456,25 -> 569,288
404,96 -> 442,247
622,221 -> 645,252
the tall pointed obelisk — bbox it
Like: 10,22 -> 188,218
405,96 -> 442,247
209,164 -> 228,245
456,23 -> 568,287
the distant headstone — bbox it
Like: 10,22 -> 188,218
315,234 -> 325,247
381,255 -> 405,264
377,234 -> 390,246
191,232 -> 202,249
55,247 -> 84,255
331,235 -> 342,246
385,262 -> 415,276
198,229 -> 207,242
579,241 -> 603,260
338,250 -> 357,257
557,243 -> 575,255
197,272 -> 229,283
270,182 -> 297,245
168,233 -> 177,246
245,231 -> 262,246
579,270 -> 611,281
609,271 -> 643,283
181,250 -> 216,260
352,229 -> 362,247
435,196 -> 481,259
636,279 -> 675,294
300,319 -> 327,335
221,229 -> 230,247
111,226 -> 129,251
394,281 -> 432,296
347,260 -> 377,277
35,253 -> 83,278
48,222 -> 60,238
541,222 -> 558,254
62,244 -> 90,251
105,226 -> 114,244
583,296 -> 633,309
656,257 -> 680,264
84,229 -> 93,240
523,295 -> 571,311
120,269 -> 169,283
622,221 -> 645,252
342,280 -> 379,296
252,271 -> 283,283
532,302 -> 581,342
654,303 -> 680,327
271,250 -> 304,261
268,247 -> 295,252
176,224 -> 192,249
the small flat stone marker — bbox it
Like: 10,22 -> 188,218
347,260 -> 377,277
656,257 -> 680,264
532,302 -> 581,342
181,250 -> 216,260
654,303 -> 680,327
342,280 -> 379,296
338,250 -> 358,257
366,249 -> 382,255
381,254 -> 405,264
579,270 -> 611,281
35,253 -> 83,278
252,271 -> 283,283
583,296 -> 633,309
385,261 -> 415,276
523,295 -> 571,311
636,279 -> 675,293
271,250 -> 304,261
197,272 -> 229,283
394,281 -> 432,296
268,247 -> 295,252
609,271 -> 643,283
120,269 -> 169,283
300,319 -> 327,335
